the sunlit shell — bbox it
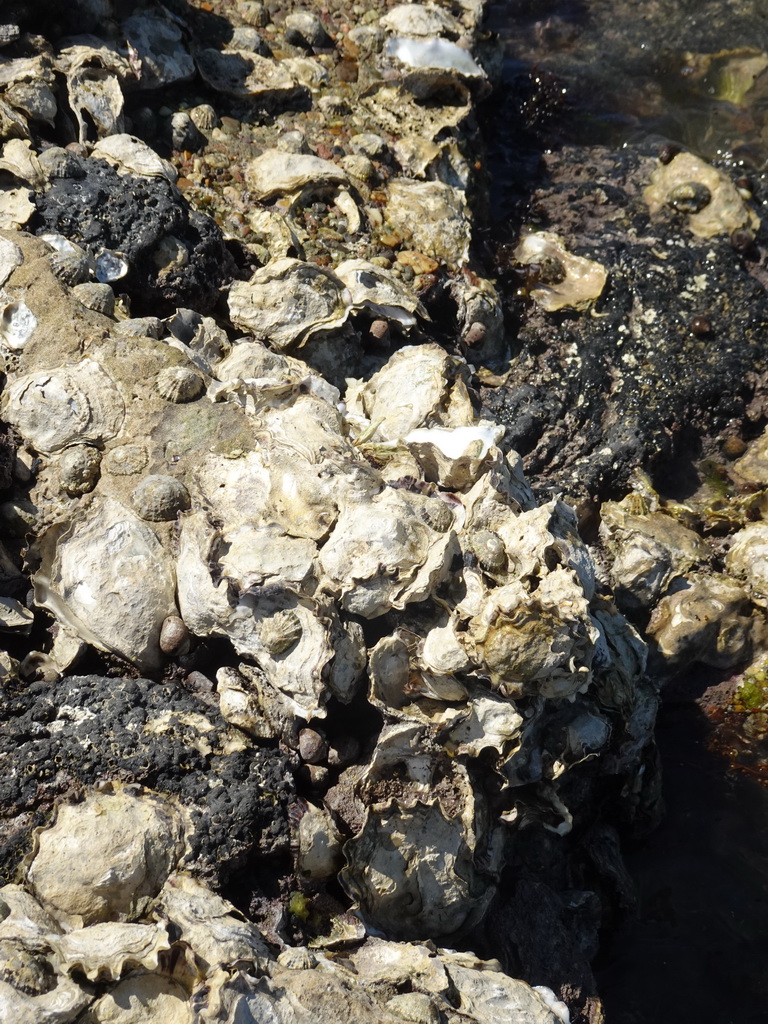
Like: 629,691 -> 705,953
131,475 -> 191,522
514,231 -> 607,312
0,299 -> 37,350
259,608 -> 302,654
341,722 -> 501,939
55,922 -> 170,981
72,281 -> 115,316
91,133 -> 177,183
48,249 -> 91,286
379,4 -> 462,38
245,148 -> 348,199
0,235 -> 23,288
318,487 -> 459,618
155,365 -> 205,402
228,257 -> 351,350
189,103 -> 220,132
156,872 -> 269,974
385,179 -> 471,266
335,258 -> 426,326
645,150 -> 760,238
94,248 -> 129,283
57,444 -> 101,496
67,66 -> 124,143
0,360 -> 124,454
32,498 -> 178,671
27,787 -> 187,928
103,442 -> 149,476
79,975 -> 193,1024
385,37 -> 484,78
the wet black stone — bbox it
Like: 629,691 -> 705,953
483,144 -> 768,501
0,674 -> 293,886
32,159 -> 234,316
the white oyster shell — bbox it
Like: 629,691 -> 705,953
404,423 -> 504,490
228,257 -> 351,350
245,148 -> 348,199
0,297 -> 37,350
345,343 -> 475,442
27,787 -> 187,928
91,134 -> 177,182
341,722 -> 501,939
32,499 -> 177,672
379,4 -> 462,39
386,37 -> 484,78
318,487 -> 459,618
600,498 -> 707,609
55,922 -> 170,981
385,179 -> 471,266
647,572 -> 753,670
726,522 -> 768,605
81,976 -> 192,1024
335,257 -> 426,325
515,231 -> 607,311
155,873 -> 269,974
459,568 -> 599,699
0,234 -> 23,287
1,360 -> 125,454
645,150 -> 760,238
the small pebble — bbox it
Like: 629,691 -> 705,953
298,727 -> 328,763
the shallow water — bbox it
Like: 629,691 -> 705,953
487,1 -> 768,1019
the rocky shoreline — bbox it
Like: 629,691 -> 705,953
1,2 -> 768,1023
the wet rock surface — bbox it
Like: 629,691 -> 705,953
482,143 -> 768,503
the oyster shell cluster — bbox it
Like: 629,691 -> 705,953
5,0 -> 768,1021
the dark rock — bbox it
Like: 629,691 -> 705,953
0,674 -> 293,886
483,144 -> 768,501
31,158 -> 234,316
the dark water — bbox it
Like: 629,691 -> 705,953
487,1 -> 768,1019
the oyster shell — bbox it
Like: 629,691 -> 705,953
318,487 -> 459,618
228,257 -> 351,350
27,787 -> 187,928
385,179 -> 471,267
335,258 -> 426,326
155,872 -> 269,975
341,722 -> 502,939
195,48 -> 300,100
67,66 -> 124,143
91,134 -> 177,182
514,231 -> 608,311
379,4 -> 462,39
245,148 -> 348,199
385,37 -> 484,79
599,496 -> 708,610
0,234 -> 22,287
645,150 -> 760,238
726,522 -> 768,605
81,975 -> 193,1024
0,297 -> 36,350
647,572 -> 753,670
32,498 -> 178,671
1,360 -> 124,454
345,343 -> 475,442
55,922 -> 170,981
